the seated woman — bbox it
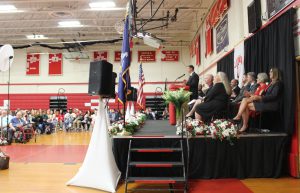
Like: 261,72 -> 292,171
233,68 -> 282,132
191,72 -> 231,121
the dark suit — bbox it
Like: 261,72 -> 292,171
186,72 -> 199,100
249,82 -> 259,94
232,83 -> 250,103
254,81 -> 282,111
233,86 -> 240,96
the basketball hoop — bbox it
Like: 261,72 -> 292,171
114,20 -> 124,35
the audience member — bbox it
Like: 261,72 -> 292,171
10,111 -> 27,143
82,110 -> 92,131
1,110 -> 13,145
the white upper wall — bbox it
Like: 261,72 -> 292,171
0,45 -> 190,94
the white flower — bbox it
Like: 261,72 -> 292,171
118,124 -> 123,130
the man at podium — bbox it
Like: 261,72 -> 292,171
183,65 -> 199,100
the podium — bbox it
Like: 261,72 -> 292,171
168,84 -> 190,125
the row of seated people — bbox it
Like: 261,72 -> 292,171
0,108 -> 98,145
0,111 -> 35,145
186,68 -> 282,133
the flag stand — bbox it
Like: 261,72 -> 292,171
123,101 -> 126,127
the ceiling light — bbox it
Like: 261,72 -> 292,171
58,21 -> 83,27
0,5 -> 23,13
89,1 -> 116,8
26,35 -> 48,40
0,5 -> 17,11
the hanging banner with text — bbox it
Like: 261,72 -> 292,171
114,51 -> 132,62
94,51 -> 108,61
26,53 -> 40,75
161,51 -> 179,62
48,53 -> 63,75
216,14 -> 229,53
138,51 -> 156,62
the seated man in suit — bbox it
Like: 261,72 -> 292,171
230,79 -> 240,100
232,73 -> 250,103
244,72 -> 258,97
184,65 -> 199,101
186,74 -> 214,117
202,74 -> 214,96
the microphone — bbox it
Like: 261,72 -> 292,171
9,56 -> 13,59
175,74 -> 185,81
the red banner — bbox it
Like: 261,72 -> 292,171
207,0 -> 230,28
49,53 -> 62,75
26,54 -> 40,75
114,51 -> 132,62
93,51 -> 108,61
161,51 -> 179,62
195,35 -> 201,66
138,51 -> 156,62
205,22 -> 213,57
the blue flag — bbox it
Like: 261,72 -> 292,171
118,15 -> 131,104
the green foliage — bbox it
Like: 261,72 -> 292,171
162,88 -> 191,118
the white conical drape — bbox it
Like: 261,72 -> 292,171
130,102 -> 135,116
66,99 -> 121,192
125,102 -> 130,120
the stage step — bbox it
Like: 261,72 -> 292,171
127,177 -> 185,184
129,161 -> 183,168
125,139 -> 188,193
130,148 -> 182,153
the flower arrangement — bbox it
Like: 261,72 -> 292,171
209,119 -> 238,145
108,113 -> 146,136
177,118 -> 238,144
176,118 -> 209,137
162,88 -> 191,119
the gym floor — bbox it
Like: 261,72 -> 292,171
0,132 -> 299,193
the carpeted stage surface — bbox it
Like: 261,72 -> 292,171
133,120 -> 177,136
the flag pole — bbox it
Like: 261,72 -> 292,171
123,101 -> 126,126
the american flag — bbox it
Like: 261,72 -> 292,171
137,63 -> 145,108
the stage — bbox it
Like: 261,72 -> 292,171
113,120 -> 289,179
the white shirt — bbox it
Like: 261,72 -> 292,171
0,115 -> 12,128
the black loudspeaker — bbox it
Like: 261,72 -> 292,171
127,87 -> 137,101
88,61 -> 115,98
247,0 -> 261,33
